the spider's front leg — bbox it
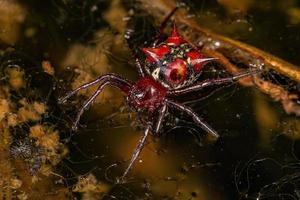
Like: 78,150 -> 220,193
58,73 -> 132,130
165,99 -> 219,138
58,73 -> 132,103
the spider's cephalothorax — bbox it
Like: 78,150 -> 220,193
142,25 -> 214,90
126,76 -> 167,113
59,20 -> 259,182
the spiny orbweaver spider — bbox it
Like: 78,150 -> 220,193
59,11 -> 259,181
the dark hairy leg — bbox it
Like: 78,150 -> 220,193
159,7 -> 178,32
133,57 -> 145,77
71,80 -> 131,131
119,124 -> 151,182
71,82 -> 110,131
153,103 -> 167,135
168,69 -> 260,96
125,34 -> 145,77
58,74 -> 132,130
153,7 -> 178,46
165,99 -> 219,138
58,73 -> 132,104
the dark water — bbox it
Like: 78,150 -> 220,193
2,0 -> 300,199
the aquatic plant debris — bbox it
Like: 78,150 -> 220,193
0,53 -> 70,199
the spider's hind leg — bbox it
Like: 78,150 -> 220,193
166,100 -> 219,139
152,7 -> 178,46
158,6 -> 178,34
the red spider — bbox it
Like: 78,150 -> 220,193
59,12 -> 259,182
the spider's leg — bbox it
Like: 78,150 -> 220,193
58,76 -> 106,104
168,69 -> 260,96
119,124 -> 151,182
59,73 -> 132,103
71,77 -> 132,131
71,81 -> 110,131
153,7 -> 178,46
158,7 -> 178,34
125,30 -> 145,77
165,99 -> 219,138
134,56 -> 145,77
153,103 -> 167,135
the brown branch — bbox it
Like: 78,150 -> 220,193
254,78 -> 300,116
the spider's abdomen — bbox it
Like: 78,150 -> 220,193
127,77 -> 167,113
142,24 -> 214,90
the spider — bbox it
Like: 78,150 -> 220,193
59,11 -> 259,181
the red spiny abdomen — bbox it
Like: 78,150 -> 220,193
127,77 -> 167,112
